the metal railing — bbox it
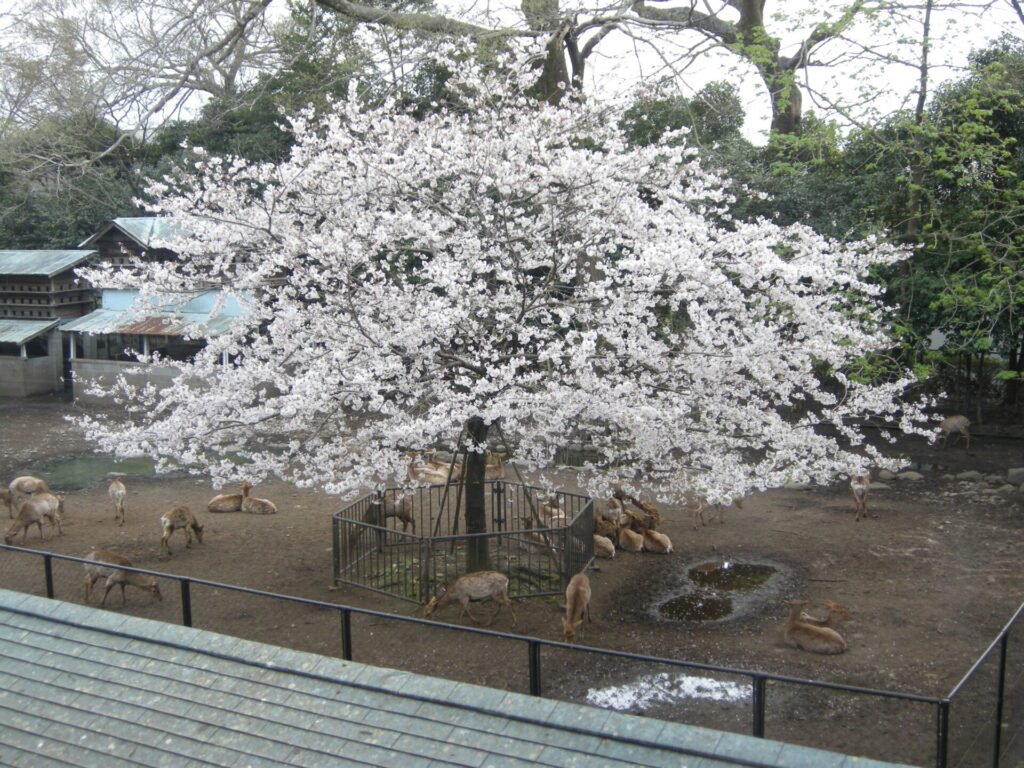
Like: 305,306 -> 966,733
1,542 -> 1021,768
333,481 -> 594,604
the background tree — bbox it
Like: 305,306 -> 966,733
77,53 -> 930,571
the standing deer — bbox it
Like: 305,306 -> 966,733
938,415 -> 971,451
106,476 -> 127,526
160,505 -> 205,555
5,494 -> 63,544
850,473 -> 871,522
83,549 -> 162,606
8,476 -> 50,518
424,571 -> 517,627
562,572 -> 592,643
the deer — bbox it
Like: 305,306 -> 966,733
106,476 -> 127,526
694,496 -> 744,528
483,451 -> 506,482
850,473 -> 871,521
5,494 -> 64,544
207,483 -> 246,513
424,570 -> 517,627
374,491 -> 415,533
408,451 -> 463,484
617,521 -> 644,553
782,600 -> 847,655
592,496 -> 624,526
8,476 -> 50,518
642,528 -> 673,554
83,549 -> 163,607
0,488 -> 12,518
938,414 -> 971,451
562,572 -> 592,644
799,600 -> 851,630
593,533 -> 615,558
240,482 -> 278,515
160,505 -> 205,555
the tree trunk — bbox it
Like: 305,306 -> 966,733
464,416 -> 490,572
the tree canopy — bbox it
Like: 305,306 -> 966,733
77,53 -> 930,515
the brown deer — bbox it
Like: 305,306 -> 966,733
8,476 -> 50,518
5,494 -> 63,544
593,533 -> 615,558
106,476 -> 127,526
160,505 -> 205,555
617,522 -> 644,553
207,483 -> 245,513
642,528 -> 673,554
1,488 -> 12,518
424,570 -> 517,627
800,600 -> 851,630
938,415 -> 971,451
408,451 -> 463,484
83,549 -> 162,606
782,600 -> 847,655
850,473 -> 871,521
240,482 -> 278,515
371,491 -> 415,533
562,573 -> 592,643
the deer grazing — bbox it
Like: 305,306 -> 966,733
617,521 -> 644,553
782,599 -> 847,655
207,483 -> 245,513
7,476 -> 50,518
240,482 -> 278,515
642,528 -> 673,554
424,570 -> 517,627
106,475 -> 127,526
83,549 -> 163,606
938,414 -> 971,451
160,505 -> 205,555
850,473 -> 871,521
562,572 -> 592,643
5,494 -> 64,544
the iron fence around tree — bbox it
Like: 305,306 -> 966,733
332,481 -> 594,605
2,543 -> 1023,767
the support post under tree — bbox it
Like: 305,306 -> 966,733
464,416 -> 490,572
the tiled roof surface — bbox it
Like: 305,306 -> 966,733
0,590 -> 909,768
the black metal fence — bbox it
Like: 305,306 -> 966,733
2,542 -> 1022,768
332,481 -> 594,604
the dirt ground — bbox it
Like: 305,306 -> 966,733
2,394 -> 1023,766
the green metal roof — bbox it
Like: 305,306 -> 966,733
0,318 -> 60,345
79,217 -> 185,250
0,589 -> 910,768
61,307 -> 237,338
0,250 -> 96,277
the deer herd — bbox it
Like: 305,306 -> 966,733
2,414 -> 973,654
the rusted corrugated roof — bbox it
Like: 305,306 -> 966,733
61,307 -> 236,337
0,250 -> 96,277
0,318 -> 59,345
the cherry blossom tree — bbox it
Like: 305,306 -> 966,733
78,53 -> 929,569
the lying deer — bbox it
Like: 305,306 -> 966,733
424,570 -> 517,627
207,483 -> 245,513
782,599 -> 847,655
4,494 -> 64,544
83,549 -> 162,606
562,572 -> 592,643
850,473 -> 871,521
106,476 -> 127,526
408,451 -> 463,484
593,533 -> 615,558
800,600 -> 851,630
938,414 -> 971,451
160,505 -> 205,555
240,482 -> 278,515
617,522 -> 644,553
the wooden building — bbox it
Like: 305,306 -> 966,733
0,250 -> 97,397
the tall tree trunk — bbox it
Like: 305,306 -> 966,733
464,416 -> 490,572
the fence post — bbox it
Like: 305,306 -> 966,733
936,699 -> 950,768
492,481 -> 505,531
180,579 -> 192,627
994,633 -> 1009,768
340,608 -> 353,661
43,554 -> 54,598
371,495 -> 384,554
528,640 -> 543,697
751,676 -> 767,737
332,513 -> 340,587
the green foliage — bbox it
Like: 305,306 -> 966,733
621,80 -> 745,148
